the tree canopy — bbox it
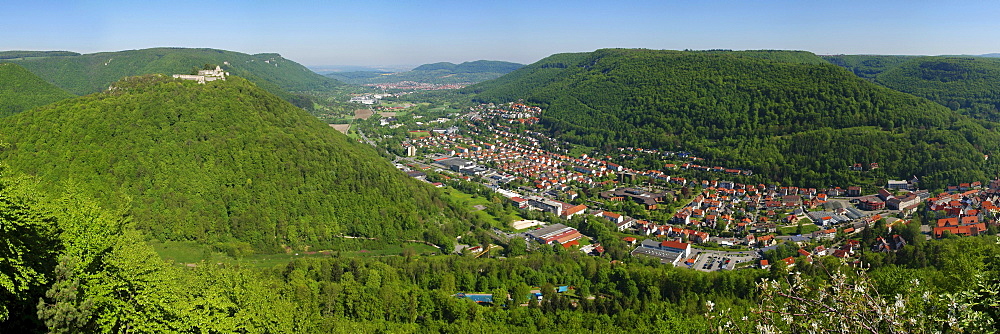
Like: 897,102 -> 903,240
0,63 -> 74,117
0,75 -> 470,252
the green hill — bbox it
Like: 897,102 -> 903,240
820,55 -> 916,80
0,75 -> 467,252
0,63 -> 74,117
825,55 -> 1000,121
875,57 -> 1000,121
467,48 -> 1000,189
6,48 -> 342,99
0,50 -> 79,60
327,60 -> 523,85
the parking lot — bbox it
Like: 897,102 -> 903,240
687,249 -> 759,272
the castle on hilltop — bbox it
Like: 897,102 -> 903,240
173,66 -> 228,84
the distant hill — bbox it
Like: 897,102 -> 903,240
0,50 -> 80,60
825,55 -> 1000,122
6,48 -> 342,100
327,60 -> 523,85
821,55 -> 916,80
0,75 -> 467,252
467,48 -> 1000,189
0,62 -> 74,117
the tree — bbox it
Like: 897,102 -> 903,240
0,172 -> 60,326
511,284 -> 530,307
36,256 -> 95,333
506,237 -> 527,257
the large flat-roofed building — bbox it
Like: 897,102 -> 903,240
525,196 -> 563,216
632,239 -> 691,266
527,223 -> 583,245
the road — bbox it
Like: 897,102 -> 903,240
357,129 -> 376,147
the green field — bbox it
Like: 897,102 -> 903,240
408,131 -> 431,138
568,145 -> 595,158
779,223 -> 821,235
441,187 -> 523,229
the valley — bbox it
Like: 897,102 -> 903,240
3,47 -> 1000,333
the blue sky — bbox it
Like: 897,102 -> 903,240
3,0 -> 998,66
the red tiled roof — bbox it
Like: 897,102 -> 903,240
660,240 -> 689,251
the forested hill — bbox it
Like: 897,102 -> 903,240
825,56 -> 1000,122
0,75 -> 468,253
467,48 -> 1000,189
412,60 -> 524,73
0,63 -> 74,117
0,50 -> 80,60
820,55 -> 915,80
327,60 -> 524,85
5,47 -> 342,98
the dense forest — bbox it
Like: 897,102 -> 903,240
6,47 -> 341,106
0,75 -> 470,253
327,60 -> 523,85
0,63 -> 74,116
821,55 -> 916,80
825,55 -> 1000,122
466,49 -> 1000,189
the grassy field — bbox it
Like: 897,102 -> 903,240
408,131 -> 430,138
779,223 -> 821,235
568,145 -> 595,158
440,187 -> 523,230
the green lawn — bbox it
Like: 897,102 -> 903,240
440,188 -> 522,230
568,145 -> 595,158
779,223 -> 821,235
408,131 -> 430,138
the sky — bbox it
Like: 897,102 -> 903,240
3,0 -> 999,66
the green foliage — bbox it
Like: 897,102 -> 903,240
0,169 -> 60,327
699,49 -> 831,65
0,63 -> 74,117
328,60 -> 524,85
7,47 -> 342,97
272,252 -> 760,332
466,49 -> 1000,189
0,76 -> 470,252
878,57 -> 1000,122
28,192 -> 313,332
827,55 -> 1000,122
821,54 -> 915,80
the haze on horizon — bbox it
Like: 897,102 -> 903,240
3,0 -> 999,67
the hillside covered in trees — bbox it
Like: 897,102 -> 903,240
826,55 -> 1000,122
0,75 -> 470,253
0,50 -> 80,60
0,63 -> 74,117
6,47 -> 342,102
327,60 -> 523,85
466,49 -> 1000,189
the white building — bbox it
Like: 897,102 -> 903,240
172,66 -> 228,84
